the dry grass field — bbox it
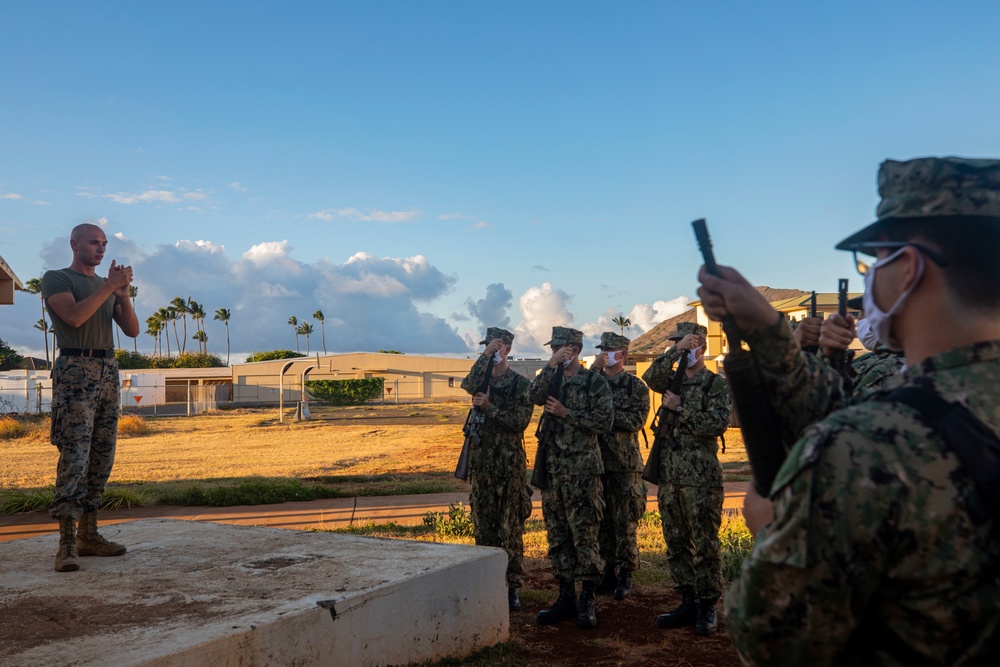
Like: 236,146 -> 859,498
1,404 -> 748,492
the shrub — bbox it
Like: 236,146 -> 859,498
0,416 -> 30,439
306,378 -> 384,406
118,414 -> 151,438
720,510 -> 755,581
423,503 -> 475,538
245,350 -> 305,363
0,337 -> 23,371
115,349 -> 152,369
151,352 -> 225,368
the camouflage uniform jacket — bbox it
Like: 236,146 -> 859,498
599,371 -> 650,473
528,365 -> 613,476
727,317 -> 1000,666
642,348 -> 732,480
849,349 -> 906,397
460,355 -> 534,478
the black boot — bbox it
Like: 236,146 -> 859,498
613,570 -> 632,600
655,586 -> 697,629
536,579 -> 577,625
595,564 -> 617,595
508,587 -> 521,612
577,581 -> 597,629
694,599 -> 717,636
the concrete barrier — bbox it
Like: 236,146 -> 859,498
0,519 -> 508,666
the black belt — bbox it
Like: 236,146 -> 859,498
60,348 -> 114,358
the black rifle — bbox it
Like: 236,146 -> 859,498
455,354 -> 495,481
693,218 -> 786,496
641,348 -> 689,484
828,278 -> 855,392
802,291 -> 819,355
530,363 -> 565,490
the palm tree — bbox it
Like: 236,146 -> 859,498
193,329 -> 208,354
24,277 -> 50,365
33,318 -> 52,368
314,309 -> 327,354
171,297 -> 190,353
156,307 -> 172,358
288,316 -> 299,353
130,286 -> 139,353
188,299 -> 206,340
145,316 -> 162,357
612,314 -> 632,335
214,308 -> 231,365
297,321 -> 314,354
167,306 -> 182,355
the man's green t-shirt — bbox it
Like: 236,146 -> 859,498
41,268 -> 116,350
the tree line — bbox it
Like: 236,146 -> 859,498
19,278 -> 336,369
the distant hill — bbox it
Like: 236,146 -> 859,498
630,286 -> 808,355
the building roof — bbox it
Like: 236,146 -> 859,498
630,286 -> 813,355
0,254 -> 23,305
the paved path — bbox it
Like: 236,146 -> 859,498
0,481 -> 750,543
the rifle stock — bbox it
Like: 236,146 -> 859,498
530,364 -> 565,490
642,351 -> 689,484
693,218 -> 786,496
455,354 -> 495,481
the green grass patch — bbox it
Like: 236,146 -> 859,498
0,487 -> 54,513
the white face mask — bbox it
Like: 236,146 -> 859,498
492,351 -> 502,363
604,351 -> 618,366
856,317 -> 881,352
860,247 -> 924,352
686,345 -> 703,365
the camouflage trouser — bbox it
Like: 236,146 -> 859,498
49,356 -> 121,521
541,474 -> 605,583
598,471 -> 646,573
469,472 -> 532,588
657,480 -> 723,602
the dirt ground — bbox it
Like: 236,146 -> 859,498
1,405 -> 747,666
511,563 -> 742,667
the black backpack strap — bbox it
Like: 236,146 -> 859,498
882,386 -> 1000,513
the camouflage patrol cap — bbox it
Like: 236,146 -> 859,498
667,321 -> 707,341
836,157 -> 1000,253
545,326 -> 584,347
479,327 -> 515,346
596,331 -> 631,350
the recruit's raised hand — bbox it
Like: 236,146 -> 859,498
697,264 -> 781,333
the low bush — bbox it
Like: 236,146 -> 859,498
117,414 -> 151,438
422,502 -> 475,538
306,378 -> 384,406
0,415 -> 30,439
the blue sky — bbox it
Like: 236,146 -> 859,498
3,2 -> 1000,360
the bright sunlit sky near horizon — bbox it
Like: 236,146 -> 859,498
3,1 -> 1000,360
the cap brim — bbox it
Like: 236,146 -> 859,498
834,219 -> 892,254
846,296 -> 863,310
478,339 -> 489,345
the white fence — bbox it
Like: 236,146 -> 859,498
0,371 -> 225,416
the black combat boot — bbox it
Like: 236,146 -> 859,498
577,581 -> 597,629
613,570 -> 632,600
536,579 -> 577,625
655,586 -> 697,629
694,599 -> 718,636
508,586 -> 521,612
595,563 -> 616,595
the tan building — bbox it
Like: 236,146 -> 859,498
0,254 -> 22,305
